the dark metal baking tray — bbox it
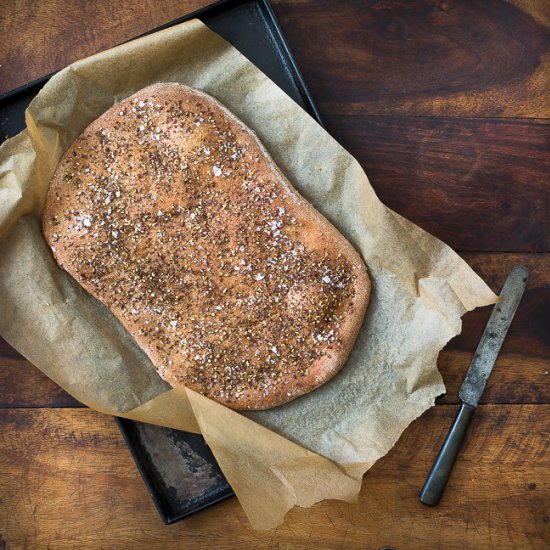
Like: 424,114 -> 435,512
0,0 -> 323,524
116,418 -> 234,523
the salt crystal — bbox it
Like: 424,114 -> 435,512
111,230 -> 119,238
213,166 -> 222,177
139,125 -> 145,132
170,320 -> 178,328
83,217 -> 92,227
255,273 -> 265,281
322,275 -> 332,284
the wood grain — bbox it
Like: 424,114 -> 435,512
0,406 -> 547,549
0,337 -> 84,407
325,115 -> 550,252
0,0 -> 212,95
449,255 -> 550,359
0,358 -> 82,408
438,350 -> 549,404
273,0 -> 550,118
3,1 -> 549,120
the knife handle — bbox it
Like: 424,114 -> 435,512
420,402 -> 475,507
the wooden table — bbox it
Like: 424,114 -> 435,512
1,1 -> 549,548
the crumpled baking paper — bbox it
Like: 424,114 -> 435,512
0,19 -> 497,529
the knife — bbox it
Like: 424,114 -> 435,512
419,265 -> 529,507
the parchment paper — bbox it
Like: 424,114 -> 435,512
0,19 -> 497,529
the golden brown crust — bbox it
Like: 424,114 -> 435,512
42,83 -> 370,410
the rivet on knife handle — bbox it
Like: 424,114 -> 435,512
420,266 -> 529,507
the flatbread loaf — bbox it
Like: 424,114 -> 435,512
43,83 -> 370,410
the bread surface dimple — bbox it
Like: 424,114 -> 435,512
43,83 -> 371,410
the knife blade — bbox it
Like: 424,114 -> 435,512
459,265 -> 529,407
420,265 -> 529,507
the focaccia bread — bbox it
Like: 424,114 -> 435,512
43,83 -> 370,410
